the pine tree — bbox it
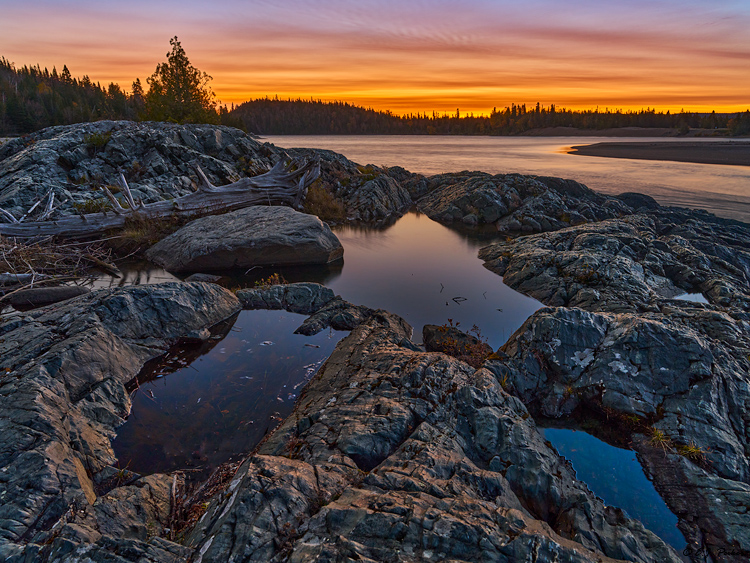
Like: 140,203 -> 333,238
144,36 -> 218,124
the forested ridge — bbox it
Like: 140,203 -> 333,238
232,98 -> 750,136
2,55 -> 749,136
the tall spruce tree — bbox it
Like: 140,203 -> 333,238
144,36 -> 218,124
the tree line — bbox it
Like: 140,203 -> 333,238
232,98 -> 749,136
1,39 -> 748,136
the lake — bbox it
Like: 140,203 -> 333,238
264,134 -> 750,223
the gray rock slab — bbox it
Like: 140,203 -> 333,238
145,206 -> 344,272
0,282 -> 239,561
6,285 -> 90,309
186,313 -> 681,563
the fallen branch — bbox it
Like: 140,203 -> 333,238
0,155 -> 320,239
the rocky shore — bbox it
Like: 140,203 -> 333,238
1,121 -> 749,562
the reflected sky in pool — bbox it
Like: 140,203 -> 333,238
542,427 -> 685,551
112,310 -> 345,477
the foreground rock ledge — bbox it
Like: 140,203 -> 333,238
146,206 -> 344,272
186,312 -> 680,563
0,282 -> 240,562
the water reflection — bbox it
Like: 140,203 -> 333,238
112,310 -> 345,478
91,212 -> 543,349
674,292 -> 710,304
542,427 -> 685,551
328,211 -> 542,348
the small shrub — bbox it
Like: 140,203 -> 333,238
72,198 -> 113,214
676,441 -> 707,463
255,273 -> 287,287
649,428 -> 673,452
84,131 -> 112,154
111,214 -> 183,254
302,182 -> 346,222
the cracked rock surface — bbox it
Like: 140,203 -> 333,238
0,282 -> 240,562
187,312 -> 681,563
478,207 -> 750,561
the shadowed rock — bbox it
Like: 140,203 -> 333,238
0,282 -> 240,562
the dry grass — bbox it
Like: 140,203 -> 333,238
0,235 -> 116,292
302,182 -> 346,223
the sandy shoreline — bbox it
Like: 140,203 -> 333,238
569,141 -> 750,166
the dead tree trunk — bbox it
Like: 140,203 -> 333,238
0,155 -> 319,239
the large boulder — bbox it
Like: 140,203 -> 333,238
146,206 -> 344,272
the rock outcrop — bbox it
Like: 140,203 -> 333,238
145,206 -> 344,272
475,207 -> 750,561
0,121 -> 282,218
418,171 -> 632,232
237,282 -> 378,336
0,282 -> 240,562
186,312 -> 681,563
479,212 -> 750,312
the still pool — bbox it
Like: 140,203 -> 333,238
542,427 -> 686,551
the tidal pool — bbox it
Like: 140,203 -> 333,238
542,427 -> 685,551
112,309 -> 345,477
110,211 -> 543,477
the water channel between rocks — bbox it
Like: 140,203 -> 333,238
106,210 -> 685,551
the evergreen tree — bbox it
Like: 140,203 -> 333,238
144,36 -> 218,124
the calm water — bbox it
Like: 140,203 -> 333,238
94,212 -> 543,348
112,310 -> 345,477
265,135 -> 750,223
542,428 -> 685,551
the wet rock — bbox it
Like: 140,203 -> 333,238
479,213 -> 750,312
145,206 -> 344,272
418,171 -> 632,233
294,296 -> 376,335
6,285 -> 90,308
186,313 -> 681,563
236,282 -> 336,314
0,282 -> 239,561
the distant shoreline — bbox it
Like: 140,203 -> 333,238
569,141 -> 750,166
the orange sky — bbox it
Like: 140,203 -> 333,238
2,0 -> 749,115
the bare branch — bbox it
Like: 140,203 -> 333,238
101,186 -> 128,215
0,155 -> 321,239
0,208 -> 18,224
38,192 -> 56,221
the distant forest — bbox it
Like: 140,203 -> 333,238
2,57 -> 749,136
233,98 -> 750,136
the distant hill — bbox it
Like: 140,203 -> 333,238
1,57 -> 747,137
231,98 -> 749,136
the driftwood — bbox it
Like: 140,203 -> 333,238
0,155 -> 320,239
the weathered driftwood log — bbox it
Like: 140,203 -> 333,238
0,156 -> 320,239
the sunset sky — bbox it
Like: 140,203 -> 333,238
2,0 -> 749,115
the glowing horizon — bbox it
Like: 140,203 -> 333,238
2,0 -> 749,117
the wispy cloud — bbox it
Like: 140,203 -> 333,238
1,0 -> 748,112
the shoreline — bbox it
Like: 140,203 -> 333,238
569,140 -> 750,166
